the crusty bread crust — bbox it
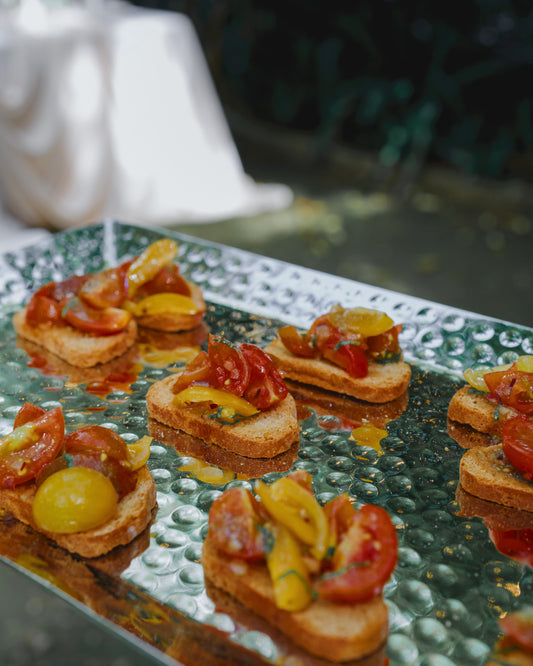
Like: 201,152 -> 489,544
447,419 -> 495,449
148,416 -> 298,477
264,338 -> 411,403
13,308 -> 138,368
0,466 -> 157,558
135,283 -> 207,332
146,375 -> 299,458
459,445 -> 533,512
447,386 -> 519,440
202,536 -> 389,663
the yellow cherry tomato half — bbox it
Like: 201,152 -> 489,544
123,293 -> 199,317
127,239 -> 178,296
33,467 -> 118,534
328,305 -> 394,337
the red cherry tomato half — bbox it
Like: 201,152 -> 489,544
316,503 -> 398,603
502,416 -> 533,481
484,368 -> 533,415
500,608 -> 533,653
13,402 -> 46,428
64,425 -> 129,463
490,527 -> 533,568
136,265 -> 191,297
278,325 -> 315,357
79,262 -> 130,309
323,341 -> 369,378
323,493 -> 358,544
0,407 -> 65,488
208,486 -> 266,560
62,298 -> 132,335
25,284 -> 63,326
208,335 -> 250,396
241,343 -> 288,410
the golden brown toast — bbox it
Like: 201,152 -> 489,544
459,444 -> 533,512
264,338 -> 411,403
146,374 -> 299,459
202,536 -> 389,663
0,466 -> 157,558
13,308 -> 138,368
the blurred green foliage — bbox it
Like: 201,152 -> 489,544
132,0 -> 533,181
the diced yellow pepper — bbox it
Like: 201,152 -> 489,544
256,477 -> 329,560
264,523 -> 313,611
173,386 -> 259,420
517,355 -> 533,372
0,423 -> 39,459
126,239 -> 178,296
123,293 -> 199,317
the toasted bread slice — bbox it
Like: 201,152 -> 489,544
202,536 -> 389,663
447,386 -> 519,442
13,308 -> 138,368
459,445 -> 533,512
146,375 -> 299,459
148,416 -> 299,478
134,284 -> 207,332
0,466 -> 157,558
447,419 -> 495,449
264,338 -> 411,403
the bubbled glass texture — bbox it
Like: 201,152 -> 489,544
1,220 -> 533,666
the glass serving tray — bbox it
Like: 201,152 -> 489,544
1,220 -> 533,666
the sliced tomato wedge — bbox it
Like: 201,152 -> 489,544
502,415 -> 533,481
367,324 -> 403,361
484,367 -> 533,415
62,298 -> 132,335
278,325 -> 315,357
323,341 -> 369,378
208,335 -> 250,396
0,406 -> 65,488
78,262 -> 130,309
241,343 -> 287,409
316,503 -> 398,603
172,350 -> 214,394
64,425 -> 129,463
14,402 -> 46,428
25,284 -> 63,326
323,493 -> 358,544
208,486 -> 266,560
137,265 -> 191,297
500,608 -> 533,652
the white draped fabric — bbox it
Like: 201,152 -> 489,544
0,2 -> 292,229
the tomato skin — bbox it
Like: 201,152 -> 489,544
0,407 -> 65,489
208,335 -> 250,396
316,504 -> 398,603
278,325 -> 315,358
208,487 -> 266,560
241,343 -> 288,410
502,416 -> 533,481
79,262 -> 130,309
64,425 -> 129,463
172,351 -> 214,394
14,402 -> 46,428
490,527 -> 533,568
367,325 -> 403,360
323,493 -> 357,544
484,368 -> 533,415
136,265 -> 191,298
62,298 -> 132,335
323,342 -> 368,378
25,284 -> 63,326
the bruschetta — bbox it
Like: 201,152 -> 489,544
264,305 -> 411,403
146,334 -> 299,459
0,402 -> 156,557
202,470 -> 397,663
13,238 -> 206,367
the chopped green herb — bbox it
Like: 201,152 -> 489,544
334,340 -> 361,351
494,404 -> 501,422
375,351 -> 402,364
